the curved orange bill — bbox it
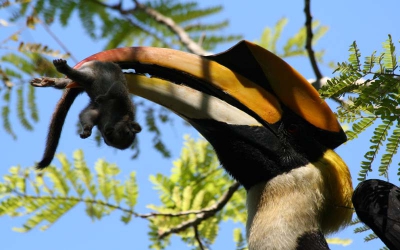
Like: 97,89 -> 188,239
72,40 -> 346,147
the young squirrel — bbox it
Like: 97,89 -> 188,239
31,59 -> 141,169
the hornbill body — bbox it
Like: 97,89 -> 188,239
60,41 -> 354,249
353,179 -> 400,250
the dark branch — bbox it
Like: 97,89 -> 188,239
158,181 -> 241,239
194,226 -> 205,250
304,0 -> 323,88
140,208 -> 213,218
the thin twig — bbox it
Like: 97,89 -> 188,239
140,208 -> 212,218
0,69 -> 13,88
91,0 -> 181,49
0,27 -> 27,46
123,17 -> 175,48
304,0 -> 323,89
194,226 -> 205,250
13,191 -> 138,214
40,21 -> 78,63
11,180 -> 241,235
158,181 -> 241,239
133,0 -> 211,56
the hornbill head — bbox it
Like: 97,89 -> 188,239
75,40 -> 353,249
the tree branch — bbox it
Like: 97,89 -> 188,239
122,16 -> 175,48
304,0 -> 323,88
139,208 -> 213,218
194,226 -> 205,250
133,0 -> 211,56
91,0 -> 173,48
91,0 -> 207,54
158,181 -> 241,239
40,21 -> 78,64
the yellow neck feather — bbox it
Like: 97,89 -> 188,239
315,149 -> 353,234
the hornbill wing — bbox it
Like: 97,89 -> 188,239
353,179 -> 400,250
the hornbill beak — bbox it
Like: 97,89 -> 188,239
74,40 -> 353,248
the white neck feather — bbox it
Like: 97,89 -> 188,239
246,164 -> 325,250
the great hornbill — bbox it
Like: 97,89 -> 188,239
353,179 -> 400,250
69,40 -> 354,249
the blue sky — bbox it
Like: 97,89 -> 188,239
1,1 -> 400,249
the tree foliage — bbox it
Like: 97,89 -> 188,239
320,35 -> 400,244
0,136 -> 245,249
0,0 -> 241,157
320,35 -> 400,182
1,0 -> 400,249
0,150 -> 139,232
5,0 -> 240,51
254,17 -> 328,60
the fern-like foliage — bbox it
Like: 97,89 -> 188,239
0,4 -> 68,137
0,150 -> 139,232
320,35 -> 400,182
0,0 -> 241,157
321,35 -> 400,247
233,228 -> 248,250
0,136 -> 243,249
148,135 -> 245,249
0,41 -> 66,138
254,17 -> 328,60
8,0 -> 241,51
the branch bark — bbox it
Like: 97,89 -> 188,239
133,0 -> 211,56
194,226 -> 206,250
304,0 -> 323,89
158,181 -> 241,239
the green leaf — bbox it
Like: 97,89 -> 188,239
354,224 -> 370,233
254,18 -> 288,54
364,233 -> 378,242
124,172 -> 138,209
191,189 -> 205,210
16,86 -> 33,130
148,135 -> 237,248
46,167 -> 70,196
181,185 -> 193,211
95,160 -> 113,201
255,18 -> 327,60
27,85 -> 39,122
348,41 -> 361,71
346,116 -> 376,141
379,125 -> 400,177
74,150 -> 97,198
233,227 -> 248,250
2,90 -> 16,139
382,34 -> 397,73
0,151 -> 139,231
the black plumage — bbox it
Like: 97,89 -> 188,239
353,179 -> 400,250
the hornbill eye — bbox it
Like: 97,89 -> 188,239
287,124 -> 299,134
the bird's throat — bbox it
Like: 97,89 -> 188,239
246,165 -> 326,250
